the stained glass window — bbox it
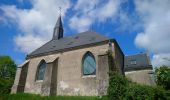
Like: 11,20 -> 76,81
82,52 -> 96,75
36,60 -> 46,80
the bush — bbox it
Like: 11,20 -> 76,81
155,65 -> 170,90
107,72 -> 169,100
0,77 -> 13,94
125,84 -> 152,100
125,83 -> 167,100
107,72 -> 129,100
152,86 -> 167,100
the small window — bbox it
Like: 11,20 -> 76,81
36,60 -> 46,80
82,52 -> 96,75
130,60 -> 136,65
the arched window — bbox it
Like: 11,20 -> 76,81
36,60 -> 46,80
82,52 -> 96,75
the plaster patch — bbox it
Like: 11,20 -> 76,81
74,88 -> 80,92
26,83 -> 31,88
59,81 -> 69,90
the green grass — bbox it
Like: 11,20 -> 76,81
0,93 -> 108,100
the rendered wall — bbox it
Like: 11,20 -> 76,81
11,68 -> 21,93
125,70 -> 155,85
111,42 -> 124,74
12,42 -> 124,96
24,43 -> 110,96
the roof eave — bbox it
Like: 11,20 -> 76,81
26,39 -> 110,59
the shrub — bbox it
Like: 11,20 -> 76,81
152,86 -> 167,100
125,83 -> 167,100
125,83 -> 152,100
107,72 -> 129,100
107,72 -> 168,100
155,65 -> 170,90
0,77 -> 13,94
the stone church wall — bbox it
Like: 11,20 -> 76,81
11,62 -> 29,93
11,67 -> 21,93
24,43 -> 110,96
113,43 -> 124,74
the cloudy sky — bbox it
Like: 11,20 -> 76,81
0,0 -> 170,67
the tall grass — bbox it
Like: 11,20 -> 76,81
0,93 -> 108,100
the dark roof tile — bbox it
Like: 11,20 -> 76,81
27,31 -> 109,58
124,53 -> 152,71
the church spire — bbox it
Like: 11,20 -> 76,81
52,15 -> 63,40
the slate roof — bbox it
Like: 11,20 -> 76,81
27,31 -> 110,59
124,53 -> 152,71
53,15 -> 63,40
54,15 -> 63,28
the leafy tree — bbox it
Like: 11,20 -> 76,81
155,65 -> 170,90
0,56 -> 17,94
0,56 -> 16,79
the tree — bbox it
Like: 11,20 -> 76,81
0,56 -> 17,94
0,56 -> 16,79
155,65 -> 170,90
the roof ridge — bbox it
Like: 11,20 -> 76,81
56,31 -> 109,40
126,53 -> 147,57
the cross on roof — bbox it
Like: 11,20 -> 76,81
59,7 -> 61,15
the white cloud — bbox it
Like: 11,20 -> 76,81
74,0 -> 98,13
134,0 -> 170,67
0,0 -> 71,53
14,34 -> 46,53
152,53 -> 170,68
95,0 -> 119,20
69,0 -> 121,32
69,16 -> 92,32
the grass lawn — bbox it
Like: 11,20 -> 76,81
0,93 -> 108,100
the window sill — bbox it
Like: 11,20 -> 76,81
82,75 -> 96,78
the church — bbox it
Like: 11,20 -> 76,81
11,15 -> 124,96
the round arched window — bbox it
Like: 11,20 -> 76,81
82,52 -> 96,75
36,60 -> 46,80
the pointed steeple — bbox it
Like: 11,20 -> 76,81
52,15 -> 63,40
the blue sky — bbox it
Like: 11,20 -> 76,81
0,0 -> 170,67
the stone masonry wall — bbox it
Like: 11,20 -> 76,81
24,43 -> 111,96
125,70 -> 156,86
113,43 -> 124,74
11,68 -> 21,93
